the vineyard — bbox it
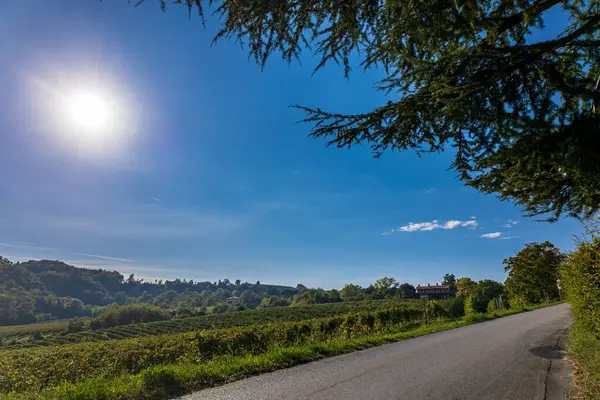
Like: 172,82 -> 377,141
0,305 -> 425,394
0,299 -> 418,350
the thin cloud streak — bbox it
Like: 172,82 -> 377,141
71,252 -> 138,264
382,218 -> 478,235
0,242 -> 61,251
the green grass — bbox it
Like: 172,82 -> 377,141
0,320 -> 70,336
567,323 -> 600,399
0,299 -> 418,350
0,319 -> 84,346
0,303 -> 559,400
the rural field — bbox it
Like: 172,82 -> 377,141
0,255 -> 569,400
0,299 -> 427,395
0,299 -> 417,350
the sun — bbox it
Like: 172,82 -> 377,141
66,92 -> 110,129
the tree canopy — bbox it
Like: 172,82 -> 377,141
137,0 -> 600,221
504,241 -> 564,304
456,277 -> 477,297
442,274 -> 457,290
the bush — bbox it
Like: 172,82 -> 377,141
508,296 -> 527,310
469,280 -> 505,313
486,296 -> 507,313
425,300 -> 447,321
560,224 -> 600,399
444,297 -> 465,318
90,319 -> 102,331
31,331 -> 44,341
462,313 -> 487,323
561,236 -> 600,337
68,317 -> 86,333
92,304 -> 172,329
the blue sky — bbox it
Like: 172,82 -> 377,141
0,1 -> 582,288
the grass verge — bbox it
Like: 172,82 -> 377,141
567,323 -> 600,399
1,303 -> 560,400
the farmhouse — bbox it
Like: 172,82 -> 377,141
415,284 -> 456,300
226,296 -> 241,306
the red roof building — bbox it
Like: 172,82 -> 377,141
415,284 -> 456,300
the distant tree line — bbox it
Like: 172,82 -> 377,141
0,240 -> 565,326
0,257 -> 295,325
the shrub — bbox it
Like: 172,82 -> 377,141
68,317 -> 86,333
31,331 -> 44,341
508,296 -> 527,310
426,300 -> 447,320
464,296 -> 474,315
469,280 -> 505,313
486,296 -> 507,313
462,313 -> 486,323
444,297 -> 465,318
561,235 -> 600,337
92,304 -> 172,329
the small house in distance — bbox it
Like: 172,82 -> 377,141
226,296 -> 241,306
415,284 -> 456,300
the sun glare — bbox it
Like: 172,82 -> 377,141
67,92 -> 110,129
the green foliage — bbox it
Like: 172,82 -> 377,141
0,298 -> 418,350
340,284 -> 364,301
442,274 -> 457,291
0,258 -> 298,324
487,295 -> 507,313
139,0 -> 600,221
292,288 -> 341,304
258,296 -> 292,308
456,277 -> 477,298
561,235 -> 600,337
509,296 -> 527,310
398,283 -> 416,299
0,305 -> 554,400
467,280 -> 505,314
31,331 -> 43,341
559,222 -> 600,398
424,300 -> 447,321
68,318 -> 86,333
0,305 -> 423,393
567,323 -> 600,400
444,296 -> 465,318
92,304 -> 171,330
504,241 -> 564,306
462,313 -> 487,324
464,295 -> 474,315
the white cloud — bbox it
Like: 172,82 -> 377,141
502,219 -> 520,228
499,236 -> 518,240
481,232 -> 502,239
424,188 -> 436,194
383,219 -> 478,235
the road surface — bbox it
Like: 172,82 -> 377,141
182,304 -> 572,400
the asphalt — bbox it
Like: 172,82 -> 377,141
181,304 -> 572,400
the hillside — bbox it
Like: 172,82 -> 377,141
0,256 -> 296,325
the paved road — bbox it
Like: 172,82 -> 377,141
183,304 -> 572,400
